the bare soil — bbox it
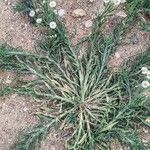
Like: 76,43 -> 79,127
0,95 -> 38,150
0,0 -> 149,149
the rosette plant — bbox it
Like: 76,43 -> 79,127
0,0 -> 150,149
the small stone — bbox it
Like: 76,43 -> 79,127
11,94 -> 18,99
51,145 -> 56,150
72,9 -> 86,18
24,24 -> 28,28
23,107 -> 28,112
142,139 -> 148,143
54,9 -> 58,15
89,0 -> 95,2
5,76 -> 12,84
116,11 -> 127,18
58,9 -> 65,17
5,79 -> 11,84
115,52 -> 120,58
143,128 -> 149,134
124,147 -> 130,150
145,117 -> 150,123
2,105 -> 13,114
36,8 -> 40,12
129,33 -> 139,45
91,14 -> 96,19
85,20 -> 93,28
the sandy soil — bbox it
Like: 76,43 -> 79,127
0,0 -> 41,51
0,0 -> 149,149
0,95 -> 37,150
108,27 -> 150,69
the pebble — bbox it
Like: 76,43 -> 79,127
85,20 -> 93,28
11,94 -> 18,99
143,128 -> 149,134
145,117 -> 150,123
23,107 -> 28,112
36,8 -> 40,12
58,9 -> 65,17
89,0 -> 95,2
129,33 -> 139,45
116,11 -> 127,18
142,139 -> 148,143
5,76 -> 12,84
114,52 -> 120,58
50,146 -> 56,150
54,9 -> 58,15
123,147 -> 130,150
1,104 -> 13,114
72,9 -> 86,18
4,0 -> 11,5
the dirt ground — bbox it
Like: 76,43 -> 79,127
0,0 -> 149,150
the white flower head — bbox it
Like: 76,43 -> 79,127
103,0 -> 110,3
29,10 -> 35,17
49,1 -> 56,8
36,18 -> 42,24
49,21 -> 57,29
141,67 -> 148,74
141,81 -> 150,88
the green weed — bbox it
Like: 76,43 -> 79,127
0,0 -> 150,150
